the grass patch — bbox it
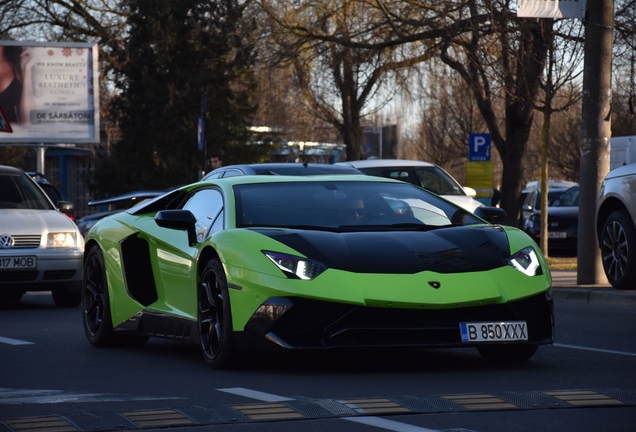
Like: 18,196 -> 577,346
546,256 -> 577,270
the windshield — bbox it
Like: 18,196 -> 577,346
234,181 -> 483,229
547,191 -> 566,207
0,173 -> 54,210
553,187 -> 579,207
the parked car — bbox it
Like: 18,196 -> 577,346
524,185 -> 579,254
82,174 -> 553,369
596,163 -> 636,290
0,165 -> 83,306
77,189 -> 172,237
335,159 -> 484,212
518,179 -> 577,226
521,183 -> 578,229
27,172 -> 76,221
203,162 -> 363,180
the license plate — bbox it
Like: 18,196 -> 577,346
0,256 -> 37,270
548,231 -> 567,239
460,321 -> 528,343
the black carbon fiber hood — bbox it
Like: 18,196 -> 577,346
253,225 -> 510,274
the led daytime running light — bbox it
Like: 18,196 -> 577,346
263,251 -> 327,280
507,246 -> 541,276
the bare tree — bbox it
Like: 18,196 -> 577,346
533,19 -> 584,256
259,1 -> 555,224
409,58 -> 488,184
613,0 -> 636,133
257,0 -> 435,160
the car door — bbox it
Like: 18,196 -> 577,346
153,188 -> 224,318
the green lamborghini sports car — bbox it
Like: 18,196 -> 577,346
82,175 -> 554,369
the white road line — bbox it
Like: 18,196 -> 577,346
344,416 -> 442,432
0,388 -> 185,405
0,336 -> 34,345
216,387 -> 294,402
553,343 -> 636,357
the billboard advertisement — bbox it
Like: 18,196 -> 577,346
0,41 -> 99,143
517,0 -> 586,18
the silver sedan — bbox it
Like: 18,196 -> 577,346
0,165 -> 83,306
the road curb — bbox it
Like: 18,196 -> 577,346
552,287 -> 636,306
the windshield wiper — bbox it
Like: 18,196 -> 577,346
389,223 -> 455,231
336,223 -> 453,231
283,224 -> 342,232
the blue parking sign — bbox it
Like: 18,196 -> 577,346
469,133 -> 491,161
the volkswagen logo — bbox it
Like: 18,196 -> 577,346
0,234 -> 15,248
428,281 -> 441,289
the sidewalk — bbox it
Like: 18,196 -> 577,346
550,270 -> 636,306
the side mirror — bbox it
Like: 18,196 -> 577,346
155,210 -> 197,246
57,201 -> 76,220
463,186 -> 477,197
57,201 -> 74,213
474,206 -> 507,224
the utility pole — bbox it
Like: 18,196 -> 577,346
578,0 -> 613,284
200,91 -> 208,179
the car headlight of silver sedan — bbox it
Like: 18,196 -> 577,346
47,232 -> 77,248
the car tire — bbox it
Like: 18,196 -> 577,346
82,245 -> 148,347
0,290 -> 24,302
600,209 -> 636,290
52,282 -> 82,307
199,258 -> 235,369
477,344 -> 539,362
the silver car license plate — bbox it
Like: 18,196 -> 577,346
0,256 -> 37,270
548,232 -> 567,239
460,321 -> 528,343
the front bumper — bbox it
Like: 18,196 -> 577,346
240,291 -> 554,350
0,249 -> 83,290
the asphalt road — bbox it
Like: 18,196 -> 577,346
0,287 -> 635,432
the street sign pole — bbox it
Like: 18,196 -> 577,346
199,91 -> 207,180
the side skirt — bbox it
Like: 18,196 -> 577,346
115,311 -> 199,343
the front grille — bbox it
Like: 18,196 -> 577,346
43,270 -> 76,280
0,271 -> 38,282
8,235 -> 41,248
268,293 -> 554,348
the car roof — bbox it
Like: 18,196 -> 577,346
524,179 -> 577,191
336,159 -> 436,168
0,165 -> 28,176
204,163 -> 362,178
201,173 -> 379,185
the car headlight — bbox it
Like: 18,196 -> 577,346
507,246 -> 542,276
263,251 -> 327,280
47,232 -> 77,248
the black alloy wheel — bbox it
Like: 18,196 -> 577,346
600,210 -> 636,290
199,258 -> 234,369
82,245 -> 148,347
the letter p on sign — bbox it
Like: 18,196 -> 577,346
469,133 -> 491,161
